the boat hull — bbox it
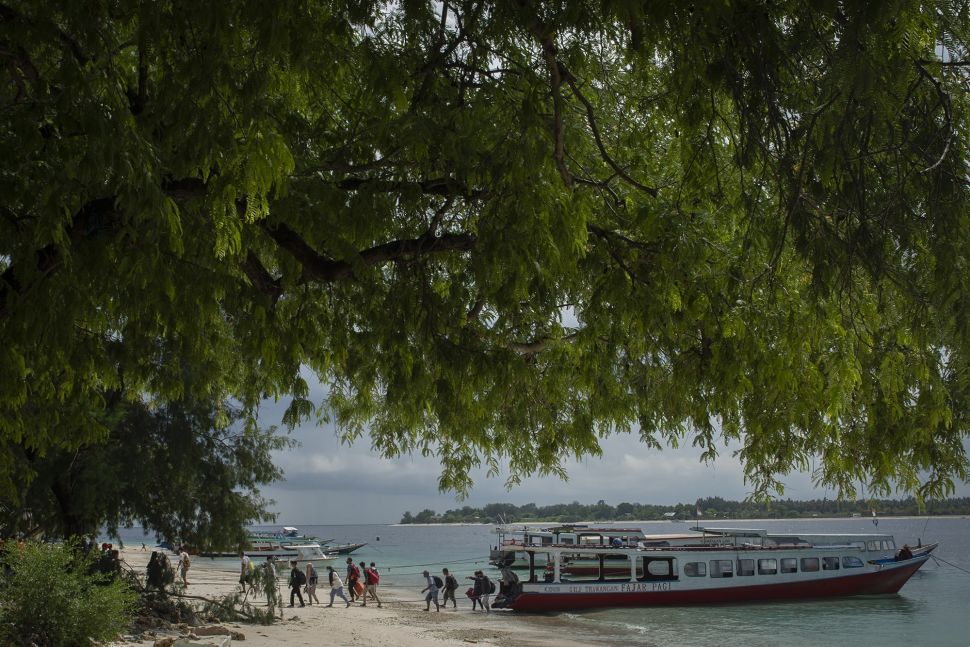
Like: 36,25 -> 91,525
327,542 -> 367,555
503,557 -> 929,611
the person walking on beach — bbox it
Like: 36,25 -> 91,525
441,568 -> 459,609
177,548 -> 190,587
469,571 -> 491,613
421,570 -> 441,612
239,552 -> 252,593
361,561 -> 382,607
327,565 -> 350,607
288,560 -> 306,607
346,557 -> 361,602
305,562 -> 320,605
263,557 -> 281,612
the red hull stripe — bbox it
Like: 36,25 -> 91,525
509,558 -> 927,611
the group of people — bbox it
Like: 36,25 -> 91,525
419,565 -> 518,613
242,554 -> 382,610
236,551 -> 520,613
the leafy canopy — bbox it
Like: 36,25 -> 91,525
1,396 -> 289,548
2,1 -> 969,502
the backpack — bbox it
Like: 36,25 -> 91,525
445,574 -> 458,589
349,563 -> 360,579
367,568 -> 380,585
487,579 -> 496,594
432,575 -> 444,588
295,569 -> 307,585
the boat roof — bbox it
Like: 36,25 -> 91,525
692,527 -> 768,538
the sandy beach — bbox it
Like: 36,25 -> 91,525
111,549 -> 600,647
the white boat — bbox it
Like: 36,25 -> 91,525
272,544 -> 337,572
490,526 -> 936,611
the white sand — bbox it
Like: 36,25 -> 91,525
111,549 -> 598,647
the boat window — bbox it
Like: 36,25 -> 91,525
882,540 -> 895,550
780,558 -> 797,573
558,551 -> 631,583
758,559 -> 777,575
737,559 -> 755,576
684,561 -> 707,577
867,540 -> 880,551
842,556 -> 864,568
853,541 -> 866,551
800,557 -> 820,572
637,557 -> 677,582
709,560 -> 734,578
562,538 -> 574,545
822,557 -> 840,570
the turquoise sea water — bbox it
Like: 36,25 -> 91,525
116,517 -> 970,646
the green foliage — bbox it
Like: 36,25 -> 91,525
401,497 -> 970,524
1,396 -> 291,551
0,541 -> 136,647
1,1 -> 969,504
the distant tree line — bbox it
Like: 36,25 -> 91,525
399,497 -> 970,524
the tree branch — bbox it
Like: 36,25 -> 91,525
260,222 -> 476,284
334,176 -> 486,199
566,76 -> 658,197
521,4 -> 572,187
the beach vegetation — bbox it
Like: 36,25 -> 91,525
400,497 -> 970,524
2,1 -> 969,506
0,541 -> 136,647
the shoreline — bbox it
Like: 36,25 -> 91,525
111,548 -> 608,647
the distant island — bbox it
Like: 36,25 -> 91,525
399,496 -> 970,524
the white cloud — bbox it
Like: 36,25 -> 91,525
256,383 -> 970,524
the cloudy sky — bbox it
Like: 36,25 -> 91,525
255,384 -> 970,525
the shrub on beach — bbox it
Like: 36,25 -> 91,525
0,541 -> 136,647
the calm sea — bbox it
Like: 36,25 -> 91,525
114,517 -> 970,646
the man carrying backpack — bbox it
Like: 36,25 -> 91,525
288,560 -> 306,607
346,557 -> 361,602
441,568 -> 459,609
470,570 -> 491,614
421,569 -> 441,612
361,561 -> 382,607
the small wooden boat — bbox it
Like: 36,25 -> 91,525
324,542 -> 368,555
490,526 -> 936,611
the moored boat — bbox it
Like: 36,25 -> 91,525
324,541 -> 368,555
198,527 -> 331,559
272,544 -> 337,572
491,526 -> 936,611
490,525 -> 648,573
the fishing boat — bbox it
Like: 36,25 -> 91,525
324,542 -> 368,555
490,526 -> 936,611
198,527 -> 331,559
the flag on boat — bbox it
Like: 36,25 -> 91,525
696,505 -> 703,517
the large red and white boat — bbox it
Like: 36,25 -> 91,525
490,526 -> 936,611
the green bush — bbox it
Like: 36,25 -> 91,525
0,541 -> 136,647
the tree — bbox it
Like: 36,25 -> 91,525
1,395 -> 290,549
2,1 -> 969,504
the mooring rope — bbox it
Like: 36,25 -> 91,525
931,554 -> 970,576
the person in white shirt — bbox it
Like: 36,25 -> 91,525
326,565 -> 350,607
